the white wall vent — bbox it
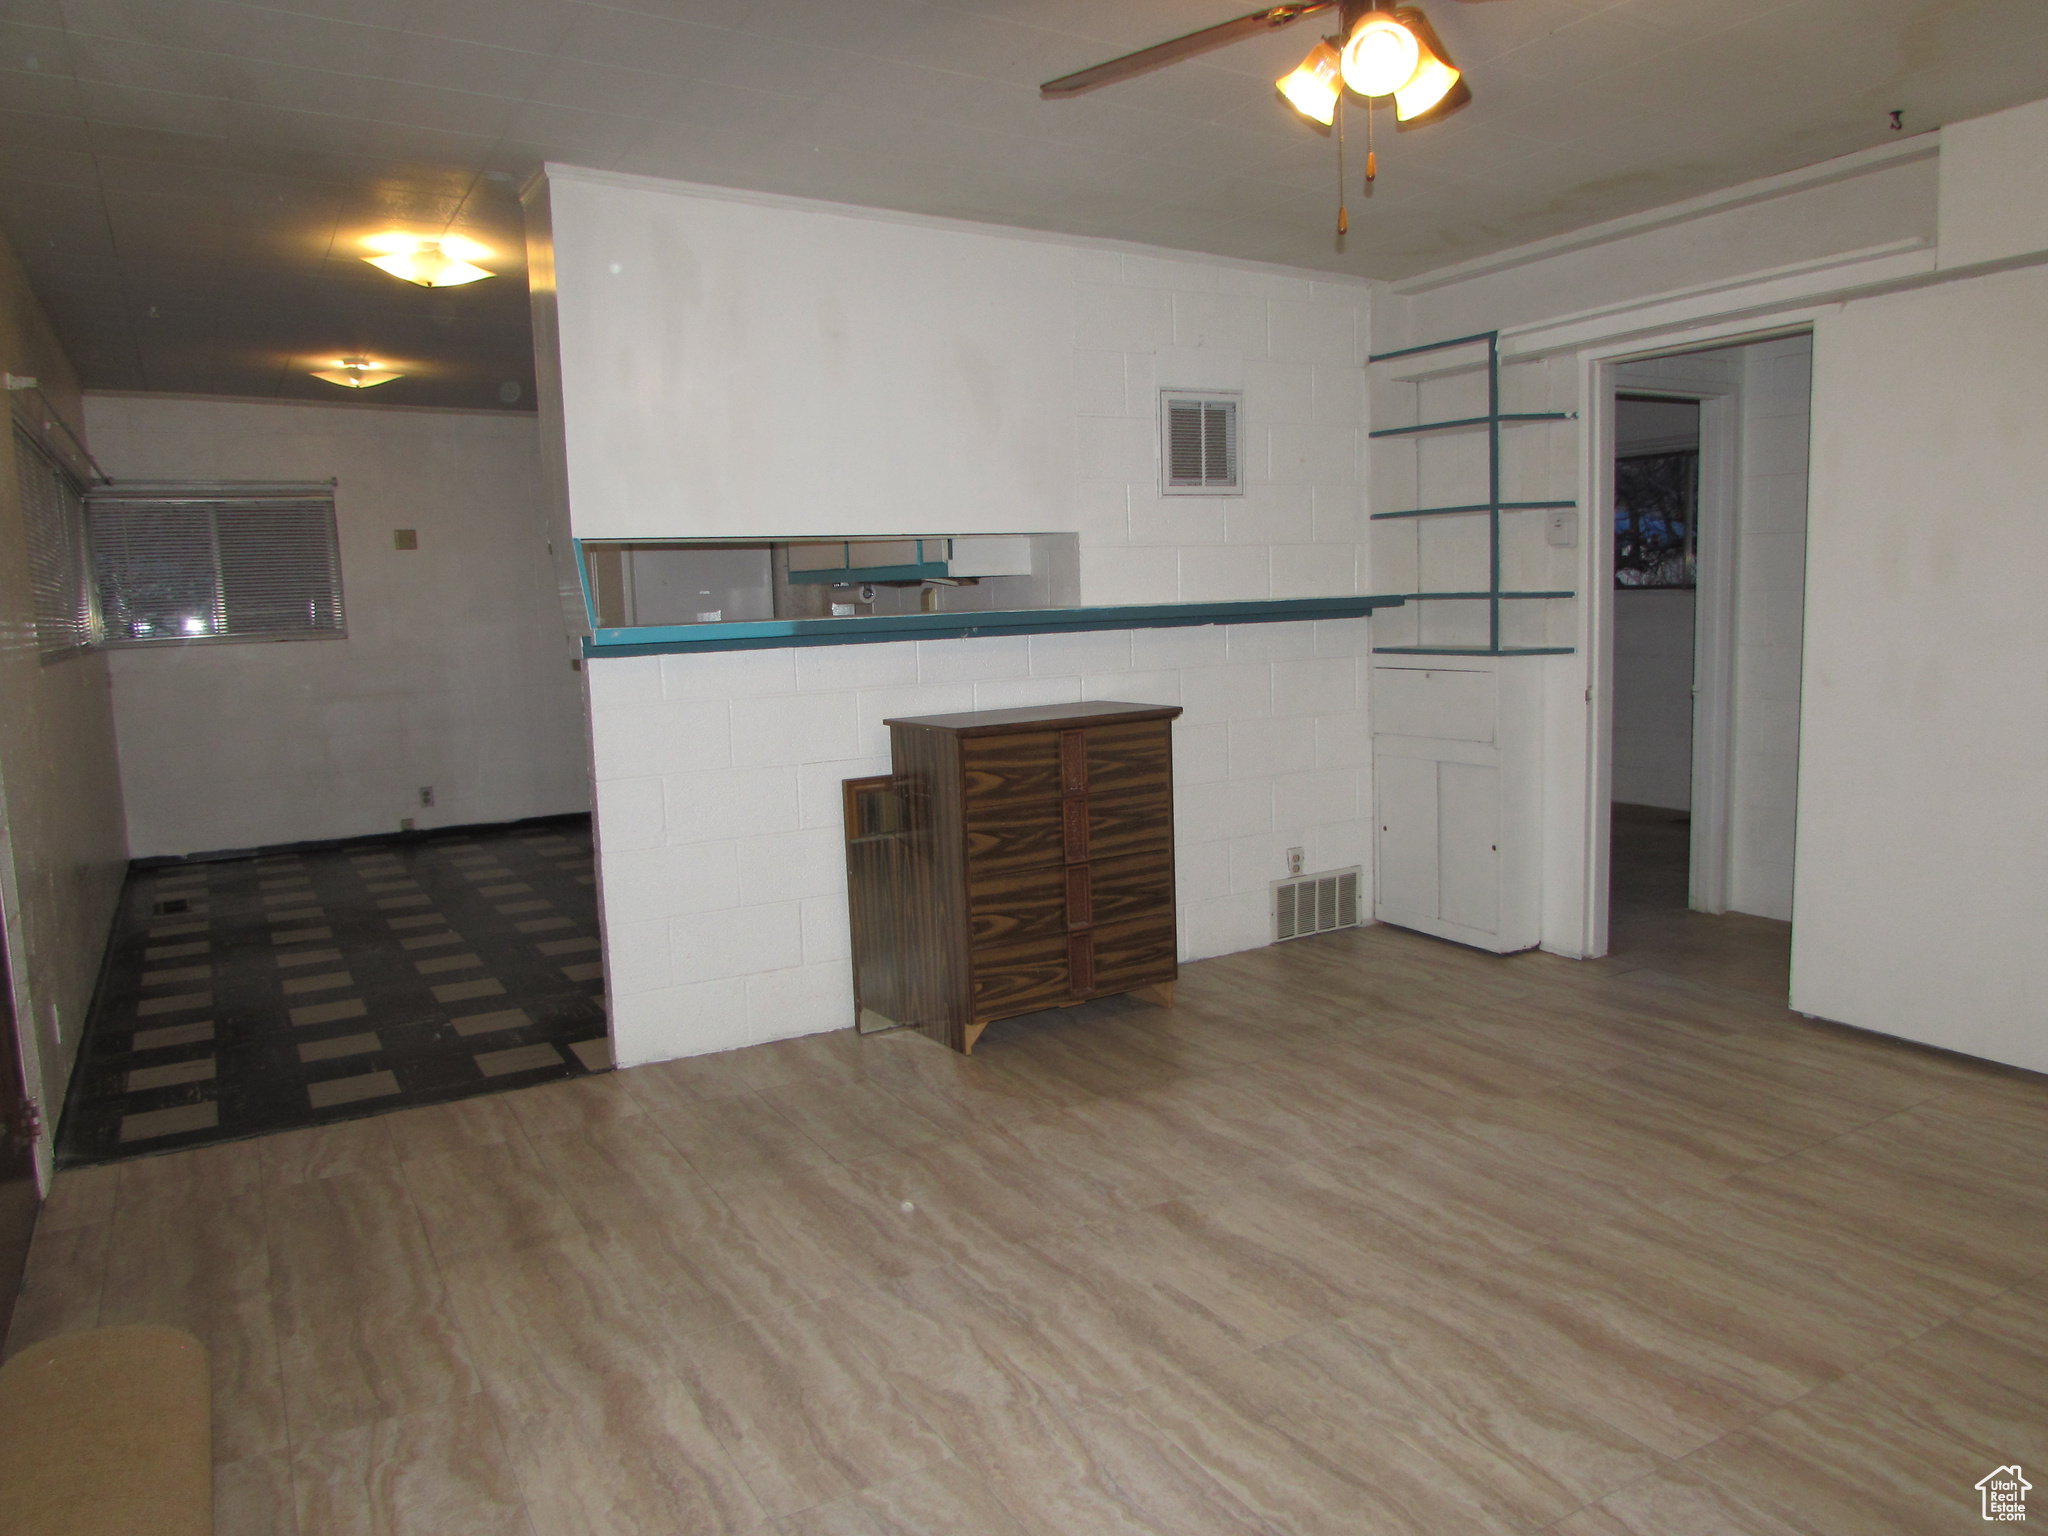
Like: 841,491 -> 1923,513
1161,391 -> 1240,495
1273,867 -> 1363,941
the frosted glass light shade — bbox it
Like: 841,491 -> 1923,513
1277,42 -> 1343,125
1340,14 -> 1420,98
311,358 -> 402,388
363,242 -> 493,287
1392,8 -> 1463,121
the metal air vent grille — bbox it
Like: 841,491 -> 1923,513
1273,867 -> 1363,941
1161,391 -> 1240,495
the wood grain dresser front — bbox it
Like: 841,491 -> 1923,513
848,701 -> 1182,1054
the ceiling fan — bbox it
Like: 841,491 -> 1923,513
1042,2 -> 1475,229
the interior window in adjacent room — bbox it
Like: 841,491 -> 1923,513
1614,449 -> 1699,588
13,425 -> 98,659
86,482 -> 346,645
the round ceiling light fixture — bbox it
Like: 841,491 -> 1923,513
1339,12 -> 1420,98
311,357 -> 403,389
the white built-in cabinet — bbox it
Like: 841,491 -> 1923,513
1371,655 -> 1543,953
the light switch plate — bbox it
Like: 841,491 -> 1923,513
1545,510 -> 1578,548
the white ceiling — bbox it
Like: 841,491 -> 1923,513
2,0 -> 2045,409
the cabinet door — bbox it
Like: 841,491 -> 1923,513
1437,761 -> 1501,935
1374,754 -> 1439,920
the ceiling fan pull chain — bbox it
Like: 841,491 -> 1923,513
1366,95 -> 1377,184
1336,90 -> 1349,235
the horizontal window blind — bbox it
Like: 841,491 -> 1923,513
14,425 -> 97,658
86,483 -> 345,645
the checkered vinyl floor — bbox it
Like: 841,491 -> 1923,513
57,817 -> 609,1164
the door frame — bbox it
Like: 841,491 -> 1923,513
1571,319 -> 1816,958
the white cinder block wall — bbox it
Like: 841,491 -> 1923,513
536,169 -> 1379,1065
587,620 -> 1371,1067
1070,256 -> 1371,605
84,394 -> 591,856
541,168 -> 1372,603
1611,591 -> 1696,811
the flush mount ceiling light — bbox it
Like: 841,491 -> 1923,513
361,232 -> 494,288
311,357 -> 403,389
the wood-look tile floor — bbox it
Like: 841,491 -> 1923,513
9,913 -> 2046,1534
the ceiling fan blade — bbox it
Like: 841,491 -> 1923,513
1040,3 -> 1338,99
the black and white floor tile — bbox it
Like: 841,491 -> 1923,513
57,816 -> 609,1164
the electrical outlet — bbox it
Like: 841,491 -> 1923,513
419,785 -> 435,807
1286,846 -> 1305,877
1545,509 -> 1579,548
400,817 -> 416,832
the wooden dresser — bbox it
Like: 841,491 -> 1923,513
844,701 -> 1182,1054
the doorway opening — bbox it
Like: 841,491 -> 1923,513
1598,334 -> 1812,999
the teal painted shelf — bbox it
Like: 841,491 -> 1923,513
583,594 -> 1408,659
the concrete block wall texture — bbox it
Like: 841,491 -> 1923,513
1070,257 -> 1371,607
1611,590 -> 1697,812
538,169 -> 1372,612
83,394 -> 591,857
585,619 -> 1374,1067
1731,334 -> 1812,921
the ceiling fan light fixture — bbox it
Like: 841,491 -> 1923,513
312,356 -> 402,389
1390,7 -> 1464,122
1339,12 -> 1419,98
1277,41 -> 1343,126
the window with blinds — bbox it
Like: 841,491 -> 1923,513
1160,391 -> 1241,495
85,483 -> 345,646
13,425 -> 97,659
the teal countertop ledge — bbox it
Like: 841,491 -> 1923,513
582,595 -> 1407,658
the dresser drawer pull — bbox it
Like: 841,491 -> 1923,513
1060,730 -> 1088,794
1068,931 -> 1095,994
1065,865 -> 1092,929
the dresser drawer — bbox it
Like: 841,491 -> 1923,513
1084,720 -> 1173,797
967,847 -> 1174,945
1088,909 -> 1177,994
1085,783 -> 1173,863
964,800 -> 1065,874
970,934 -> 1069,1019
1087,848 -> 1174,928
962,732 -> 1062,803
967,864 -> 1067,945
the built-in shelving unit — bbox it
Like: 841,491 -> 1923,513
1367,330 -> 1579,657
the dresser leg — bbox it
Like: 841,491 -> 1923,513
1131,982 -> 1174,1009
962,1020 -> 990,1055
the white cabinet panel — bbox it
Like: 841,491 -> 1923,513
1438,761 -> 1502,934
1369,657 -> 1541,954
1374,753 -> 1440,920
1372,666 -> 1495,743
